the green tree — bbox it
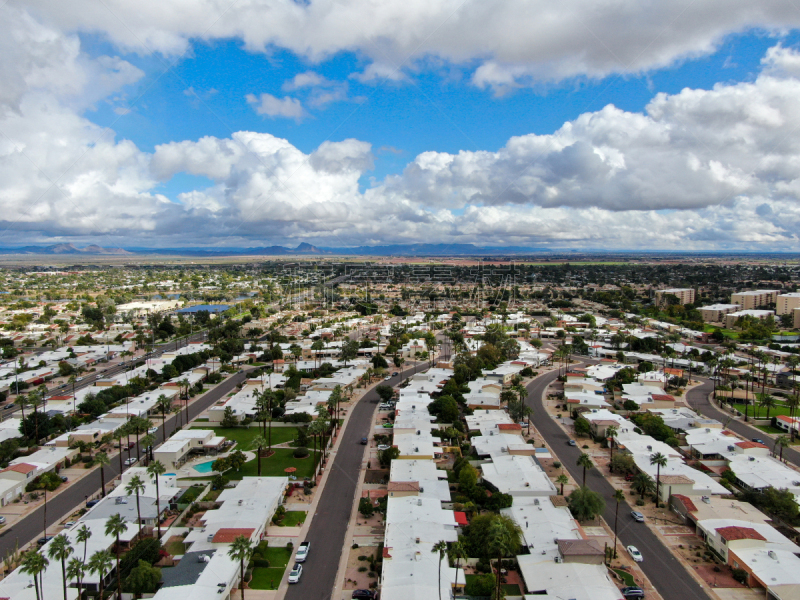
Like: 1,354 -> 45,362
76,523 -> 92,563
124,559 -> 162,596
449,540 -> 467,598
612,489 -> 625,559
47,534 -> 73,600
20,548 -> 49,600
649,452 -> 668,505
775,435 -> 790,462
487,515 -> 522,600
105,513 -> 128,600
576,453 -> 593,487
88,549 -> 113,600
66,557 -> 85,597
573,416 -> 591,438
228,535 -> 253,600
567,486 -> 605,521
95,451 -> 110,498
758,393 -> 777,420
632,472 -> 655,500
125,474 -> 146,537
221,406 -> 238,428
556,474 -> 569,495
432,540 -> 448,600
252,435 -> 268,477
358,497 -> 374,518
147,460 -> 167,540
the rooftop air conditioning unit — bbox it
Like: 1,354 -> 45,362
749,456 -> 756,461
416,537 -> 420,543
525,482 -> 530,487
417,430 -> 420,435
414,447 -> 419,452
769,550 -> 777,559
534,499 -> 539,505
554,556 -> 562,563
728,446 -> 735,452
701,496 -> 710,504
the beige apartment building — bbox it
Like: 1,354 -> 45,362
777,292 -> 800,315
730,290 -> 779,310
699,304 -> 741,323
655,288 -> 695,307
724,309 -> 775,329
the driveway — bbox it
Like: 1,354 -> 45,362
526,369 -> 711,600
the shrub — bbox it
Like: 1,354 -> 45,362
358,566 -> 368,572
252,559 -> 270,568
732,568 -> 748,585
293,447 -> 309,459
465,573 -> 495,596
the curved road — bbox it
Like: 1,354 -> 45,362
526,369 -> 711,600
687,379 -> 800,466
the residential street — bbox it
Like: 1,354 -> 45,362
526,368 -> 711,600
0,366 -> 248,558
686,379 -> 800,466
284,362 -> 427,600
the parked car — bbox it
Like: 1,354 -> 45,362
360,437 -> 368,445
3,404 -> 14,410
384,376 -> 391,380
391,372 -> 399,377
0,516 -> 6,524
86,499 -> 100,508
124,457 -> 138,466
295,541 -> 310,563
60,475 -> 68,482
125,441 -> 136,450
148,427 -> 158,434
627,545 -> 643,562
37,536 -> 54,546
568,440 -> 577,446
352,591 -> 375,599
630,511 -> 644,522
624,473 -> 635,481
622,586 -> 645,599
62,521 -> 75,529
751,438 -> 765,445
288,563 -> 303,583
377,444 -> 390,451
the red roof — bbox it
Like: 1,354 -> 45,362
382,547 -> 392,559
664,368 -> 684,376
497,423 -> 522,431
48,395 -> 72,401
735,441 -> 768,449
454,511 -> 468,526
4,463 -> 36,475
672,494 -> 698,513
651,394 -> 675,402
716,526 -> 766,542
777,415 -> 798,423
211,528 -> 255,543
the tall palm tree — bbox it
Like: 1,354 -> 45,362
66,557 -> 84,598
76,523 -> 92,563
613,489 -> 625,559
487,516 -> 522,600
576,453 -> 593,487
20,548 -> 49,600
113,427 -> 127,473
87,549 -> 113,600
156,394 -> 172,436
228,535 -> 253,600
125,474 -> 146,538
140,433 -> 156,464
147,460 -> 167,540
448,540 -> 467,599
95,452 -> 110,498
758,393 -> 777,420
606,425 -> 618,468
556,474 -> 569,495
431,540 -> 448,600
252,435 -> 267,477
47,534 -> 73,600
181,378 -> 190,424
105,513 -> 128,599
649,452 -> 668,505
775,435 -> 790,462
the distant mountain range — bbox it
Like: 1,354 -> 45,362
0,242 -> 553,256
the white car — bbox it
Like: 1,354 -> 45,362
124,457 -> 138,466
288,563 -> 303,583
627,545 -> 643,562
148,427 -> 158,434
376,445 -> 390,451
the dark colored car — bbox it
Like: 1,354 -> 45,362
36,536 -> 54,546
624,473 -> 635,481
622,586 -> 645,599
360,437 -> 368,445
86,499 -> 100,508
352,591 -> 375,600
751,438 -> 765,445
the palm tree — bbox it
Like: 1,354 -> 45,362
758,393 -> 777,420
66,557 -> 84,598
181,378 -> 190,424
487,516 -> 522,600
632,472 -> 655,500
775,435 -> 790,462
228,535 -> 253,600
14,393 -> 28,424
88,549 -> 113,600
448,541 -> 467,598
576,453 -> 593,487
556,474 -> 569,495
156,394 -> 172,436
76,523 -> 92,563
125,474 -> 146,538
252,435 -> 267,477
606,425 -> 618,468
20,548 -> 49,600
147,460 -> 167,540
105,514 -> 127,600
613,489 -> 625,559
95,451 -> 110,498
140,433 -> 156,464
113,427 -> 127,473
47,534 -> 73,600
650,452 -> 668,505
432,540 -> 448,600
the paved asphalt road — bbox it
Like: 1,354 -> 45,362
0,366 -> 249,557
285,362 -> 427,600
526,369 -> 711,600
687,379 -> 800,466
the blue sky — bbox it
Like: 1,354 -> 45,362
4,1 -> 800,250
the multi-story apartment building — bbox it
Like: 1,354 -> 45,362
777,292 -> 800,315
699,304 -> 741,323
655,288 -> 695,307
730,290 -> 779,310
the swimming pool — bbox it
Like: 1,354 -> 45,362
193,460 -> 216,473
164,473 -> 176,477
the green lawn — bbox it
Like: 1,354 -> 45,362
226,448 -> 316,480
731,402 -> 793,419
191,426 -> 301,448
261,546 -> 292,567
165,540 -> 187,556
756,425 -> 785,435
503,583 -> 521,595
275,511 -> 306,527
614,569 -> 636,587
250,567 -> 286,589
180,485 -> 204,503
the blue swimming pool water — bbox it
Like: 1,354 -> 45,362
164,473 -> 176,477
193,460 -> 215,473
